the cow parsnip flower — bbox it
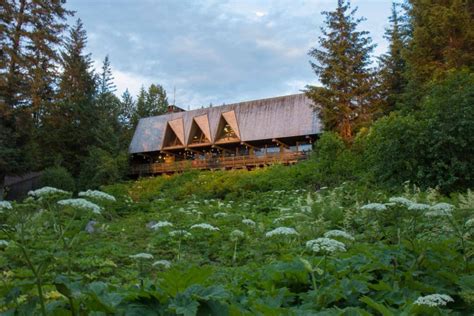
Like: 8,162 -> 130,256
129,253 -> 154,260
426,203 -> 454,217
466,218 -> 474,227
0,240 -> 9,247
324,230 -> 354,241
0,201 -> 12,211
169,230 -> 192,238
190,223 -> 219,231
242,219 -> 256,226
306,238 -> 346,253
413,294 -> 454,307
213,212 -> 228,218
265,227 -> 299,237
408,203 -> 431,211
29,186 -> 68,197
78,190 -> 116,202
388,197 -> 413,207
230,229 -> 245,241
151,221 -> 173,230
361,203 -> 387,211
152,260 -> 172,269
57,198 -> 102,214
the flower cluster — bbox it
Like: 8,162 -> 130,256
129,253 -> 154,260
388,197 -> 413,207
306,238 -> 346,253
57,198 -> 102,214
425,203 -> 454,217
242,219 -> 256,226
0,240 -> 9,248
151,221 -> 173,230
361,203 -> 387,211
213,212 -> 228,218
230,229 -> 245,241
265,227 -> 298,237
78,190 -> 116,202
169,230 -> 192,238
28,186 -> 69,198
0,201 -> 12,211
152,260 -> 172,269
324,230 -> 354,241
190,223 -> 220,231
413,294 -> 454,307
408,203 -> 431,211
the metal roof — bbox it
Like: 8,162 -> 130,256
129,93 -> 320,154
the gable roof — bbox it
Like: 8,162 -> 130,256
129,93 -> 320,154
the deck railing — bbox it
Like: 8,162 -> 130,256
130,151 -> 309,175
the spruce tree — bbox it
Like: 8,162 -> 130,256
306,0 -> 378,141
403,0 -> 474,107
43,19 -> 98,174
379,2 -> 408,112
132,84 -> 168,127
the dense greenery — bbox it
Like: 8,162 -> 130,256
1,171 -> 473,314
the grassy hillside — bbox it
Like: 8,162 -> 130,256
1,165 -> 473,315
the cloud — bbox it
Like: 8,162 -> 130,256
69,0 -> 393,108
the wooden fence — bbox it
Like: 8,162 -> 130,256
131,151 -> 308,176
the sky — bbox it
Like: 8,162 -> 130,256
66,0 -> 393,110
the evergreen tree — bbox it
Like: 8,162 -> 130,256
379,2 -> 408,112
42,19 -> 98,175
403,0 -> 474,106
98,55 -> 116,95
306,0 -> 378,141
132,84 -> 168,126
119,89 -> 135,128
0,0 -> 71,197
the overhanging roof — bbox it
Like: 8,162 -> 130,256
129,93 -> 320,154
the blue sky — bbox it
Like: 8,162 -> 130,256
66,0 -> 393,109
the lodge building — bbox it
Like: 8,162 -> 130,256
129,93 -> 320,175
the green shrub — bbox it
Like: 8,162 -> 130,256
40,166 -> 76,192
78,148 -> 129,190
366,70 -> 474,192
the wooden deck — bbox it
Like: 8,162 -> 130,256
130,151 -> 309,175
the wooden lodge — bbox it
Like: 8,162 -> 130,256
129,93 -> 320,175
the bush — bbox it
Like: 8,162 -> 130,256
78,148 -> 129,190
40,166 -> 76,192
366,70 -> 474,192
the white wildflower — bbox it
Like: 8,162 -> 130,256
300,205 -> 312,213
213,212 -> 228,218
413,294 -> 454,307
151,221 -> 173,230
169,230 -> 192,238
426,203 -> 453,217
265,227 -> 299,237
361,203 -> 387,211
306,238 -> 346,253
388,197 -> 413,207
152,260 -> 172,269
0,201 -> 12,210
28,186 -> 68,198
242,219 -> 256,226
0,240 -> 9,247
57,198 -> 102,214
430,203 -> 454,213
466,218 -> 474,227
408,203 -> 431,211
78,190 -> 116,202
230,229 -> 245,241
273,215 -> 294,223
190,223 -> 219,231
129,253 -> 154,260
324,230 -> 354,241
